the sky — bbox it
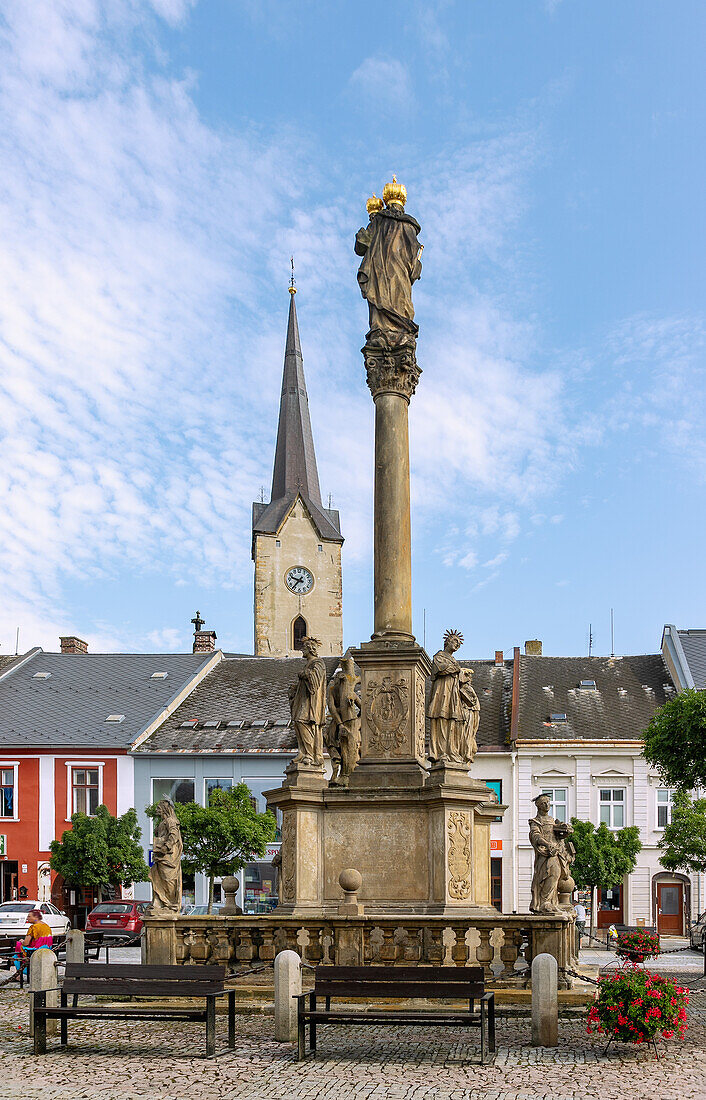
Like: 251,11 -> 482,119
0,0 -> 704,661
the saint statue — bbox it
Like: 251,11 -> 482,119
149,799 -> 183,915
355,177 -> 423,351
324,655 -> 361,787
428,629 -> 480,766
288,635 -> 326,766
529,794 -> 576,915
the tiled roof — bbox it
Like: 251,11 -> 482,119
0,650 -> 215,748
677,629 -> 706,689
138,654 -> 511,754
516,654 -> 675,741
137,655 -> 341,753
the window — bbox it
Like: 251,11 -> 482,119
486,780 -> 503,821
541,787 -> 568,823
317,544 -> 323,552
0,768 -> 15,818
152,778 -> 195,805
292,616 -> 307,651
657,788 -> 677,829
275,540 -> 281,548
490,857 -> 502,911
600,788 -> 625,829
205,778 -> 233,804
72,768 -> 99,815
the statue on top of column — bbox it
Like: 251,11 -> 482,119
428,629 -> 480,767
324,655 -> 361,787
289,636 -> 326,767
355,177 -> 423,352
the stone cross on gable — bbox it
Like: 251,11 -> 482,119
191,611 -> 205,632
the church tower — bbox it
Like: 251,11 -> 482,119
252,283 -> 343,657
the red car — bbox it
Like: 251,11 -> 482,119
85,901 -> 149,942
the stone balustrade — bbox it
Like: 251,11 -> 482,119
144,912 -> 576,989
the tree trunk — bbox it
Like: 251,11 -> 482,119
207,875 -> 214,915
589,884 -> 596,944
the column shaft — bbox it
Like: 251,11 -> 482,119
373,391 -> 412,638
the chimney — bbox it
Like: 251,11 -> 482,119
494,650 -> 504,666
191,611 -> 216,654
193,630 -> 217,654
60,636 -> 88,654
524,639 -> 542,656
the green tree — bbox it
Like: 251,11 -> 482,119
50,804 -> 149,902
659,790 -> 706,875
570,818 -> 642,941
643,688 -> 706,789
147,784 -> 277,913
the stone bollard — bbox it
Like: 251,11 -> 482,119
220,876 -> 242,916
274,949 -> 301,1042
531,952 -> 558,1047
29,949 -> 58,1040
66,929 -> 85,965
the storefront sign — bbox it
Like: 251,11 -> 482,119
148,849 -> 154,867
490,840 -> 502,851
265,844 -> 281,861
0,835 -> 6,856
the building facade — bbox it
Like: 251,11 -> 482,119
252,288 -> 343,658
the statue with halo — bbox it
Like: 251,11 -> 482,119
428,629 -> 480,767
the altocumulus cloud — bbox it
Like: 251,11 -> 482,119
0,1 -> 582,651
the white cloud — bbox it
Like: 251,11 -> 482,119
348,57 -> 414,115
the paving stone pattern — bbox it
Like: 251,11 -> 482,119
1,987 -> 705,1100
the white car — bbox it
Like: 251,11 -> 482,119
0,901 -> 71,940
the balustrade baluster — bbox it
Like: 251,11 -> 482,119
476,926 -> 493,979
305,925 -> 323,965
366,926 -> 384,964
235,926 -> 254,964
380,925 -> 396,964
451,925 -> 470,966
259,926 -> 276,962
499,926 -> 520,980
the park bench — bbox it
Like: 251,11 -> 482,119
32,963 -> 236,1058
295,965 -> 495,1064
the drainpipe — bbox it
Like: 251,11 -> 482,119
510,647 -> 521,914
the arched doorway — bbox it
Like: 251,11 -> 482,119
652,872 -> 690,935
292,616 -> 307,651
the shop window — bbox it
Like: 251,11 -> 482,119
657,788 -> 676,829
0,768 -> 15,818
72,768 -> 99,815
205,778 -> 233,804
599,788 -> 625,829
490,857 -> 502,911
541,787 -> 568,823
243,860 -> 278,914
152,778 -> 195,805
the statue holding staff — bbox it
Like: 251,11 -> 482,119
288,636 -> 326,766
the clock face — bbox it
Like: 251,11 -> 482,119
285,566 -> 314,595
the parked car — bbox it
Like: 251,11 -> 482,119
184,905 -> 223,915
690,912 -> 706,952
85,901 -> 149,942
0,901 -> 70,941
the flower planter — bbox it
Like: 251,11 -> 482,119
587,967 -> 689,1057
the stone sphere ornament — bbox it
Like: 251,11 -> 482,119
339,868 -> 363,894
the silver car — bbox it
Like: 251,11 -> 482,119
690,912 -> 706,952
0,901 -> 70,940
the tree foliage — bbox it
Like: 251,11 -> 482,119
659,790 -> 706,874
570,819 -> 642,890
643,688 -> 706,789
147,783 -> 277,913
50,804 -> 149,899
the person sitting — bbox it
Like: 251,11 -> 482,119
2,910 -> 53,984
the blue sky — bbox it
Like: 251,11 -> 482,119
0,0 -> 704,660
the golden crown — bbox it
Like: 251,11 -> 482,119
383,175 -> 407,207
366,193 -> 384,216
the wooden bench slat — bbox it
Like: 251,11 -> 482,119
64,963 -> 225,980
312,982 -> 485,999
37,1007 -> 207,1019
62,979 -> 226,997
318,966 -> 484,982
299,1013 -> 480,1025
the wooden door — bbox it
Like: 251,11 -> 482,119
597,884 -> 623,928
657,883 -> 683,935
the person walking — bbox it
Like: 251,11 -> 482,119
574,899 -> 587,951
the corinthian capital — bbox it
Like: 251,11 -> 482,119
363,344 -> 422,401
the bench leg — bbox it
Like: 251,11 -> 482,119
480,995 -> 487,1065
297,1003 -> 306,1061
60,989 -> 68,1046
33,993 -> 47,1056
486,992 -> 496,1053
309,991 -> 316,1054
228,990 -> 236,1049
205,998 -> 216,1058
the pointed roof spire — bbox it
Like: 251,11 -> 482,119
270,279 -> 322,506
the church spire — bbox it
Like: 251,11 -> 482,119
269,279 -> 323,507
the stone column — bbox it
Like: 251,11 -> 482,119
274,950 -> 301,1042
364,346 -> 421,641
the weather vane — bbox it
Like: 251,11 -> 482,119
289,256 -> 296,295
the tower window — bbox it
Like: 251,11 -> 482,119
318,544 -> 323,552
276,540 -> 281,547
293,616 -> 307,651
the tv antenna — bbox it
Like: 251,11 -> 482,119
610,608 -> 615,657
259,486 -> 266,504
588,623 -> 593,657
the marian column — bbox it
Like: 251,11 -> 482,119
350,178 -> 431,782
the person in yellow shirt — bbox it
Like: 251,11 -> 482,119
2,909 -> 53,984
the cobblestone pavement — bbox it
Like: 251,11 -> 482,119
1,987 -> 705,1100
